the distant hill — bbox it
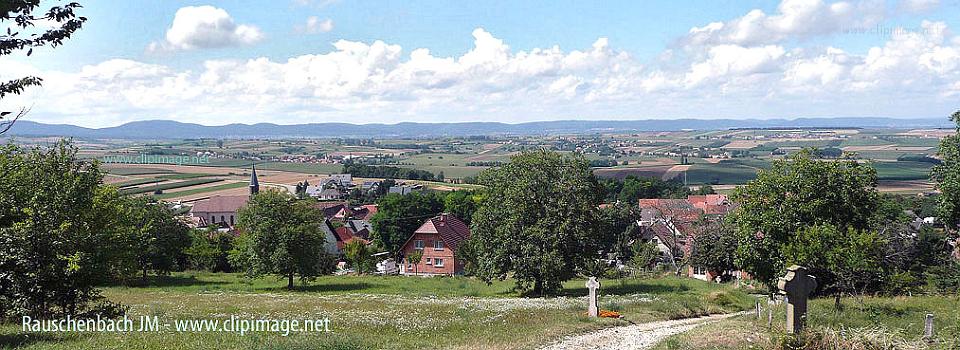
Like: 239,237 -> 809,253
2,118 -> 952,139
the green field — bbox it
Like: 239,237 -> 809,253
872,161 -> 934,181
0,273 -> 752,350
152,182 -> 248,199
111,178 -> 167,189
119,178 -> 224,195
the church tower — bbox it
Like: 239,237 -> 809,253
249,164 -> 259,195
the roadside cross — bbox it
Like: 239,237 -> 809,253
778,265 -> 817,334
586,277 -> 600,317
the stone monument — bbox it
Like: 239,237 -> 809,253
586,277 -> 600,317
777,265 -> 817,334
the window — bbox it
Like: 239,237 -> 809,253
434,240 -> 443,250
425,258 -> 432,265
230,215 -> 234,225
434,258 -> 444,267
694,266 -> 707,275
414,240 -> 424,250
211,216 -> 216,223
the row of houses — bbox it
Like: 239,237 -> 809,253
186,167 -> 470,275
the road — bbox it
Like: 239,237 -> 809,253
541,312 -> 746,350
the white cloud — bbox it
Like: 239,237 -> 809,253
899,0 -> 940,13
9,0 -> 960,127
299,16 -> 334,34
684,0 -> 882,47
148,6 -> 263,52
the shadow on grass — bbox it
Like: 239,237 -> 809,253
560,281 -> 691,297
108,275 -> 232,288
268,282 -> 380,293
0,332 -> 84,348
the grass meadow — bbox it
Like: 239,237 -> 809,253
652,295 -> 960,350
0,272 -> 752,350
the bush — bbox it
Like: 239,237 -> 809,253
928,262 -> 960,294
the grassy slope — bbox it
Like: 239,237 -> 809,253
1,272 -> 752,350
652,295 -> 960,350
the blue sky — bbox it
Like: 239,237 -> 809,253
3,0 -> 960,127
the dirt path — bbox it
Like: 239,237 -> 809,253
541,312 -> 746,350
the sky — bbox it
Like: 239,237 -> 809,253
2,0 -> 960,127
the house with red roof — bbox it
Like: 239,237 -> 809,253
638,194 -> 737,281
398,214 -> 471,276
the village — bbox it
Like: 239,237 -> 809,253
3,0 -> 960,349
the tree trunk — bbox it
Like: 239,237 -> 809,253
287,273 -> 294,289
534,279 -> 544,297
834,292 -> 843,312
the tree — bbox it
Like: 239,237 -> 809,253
782,224 -> 883,310
125,197 -> 190,279
370,192 -> 443,253
234,190 -> 333,289
443,190 -> 481,225
406,250 -> 422,276
1,1 -> 87,134
343,239 -> 371,274
629,241 -> 660,271
932,110 -> 960,230
186,227 -> 236,272
470,150 -> 604,296
730,149 -> 879,288
0,141 -> 130,318
689,220 -> 738,280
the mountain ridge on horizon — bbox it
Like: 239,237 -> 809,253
2,117 -> 952,139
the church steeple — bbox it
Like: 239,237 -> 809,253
249,164 -> 259,195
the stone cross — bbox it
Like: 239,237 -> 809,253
586,277 -> 600,317
777,265 -> 817,334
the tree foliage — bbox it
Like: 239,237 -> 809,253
125,197 -> 190,279
234,190 -> 334,289
343,239 -> 372,274
689,220 -> 739,278
729,149 -> 880,288
0,141 -> 128,318
1,1 -> 87,134
470,150 -> 603,296
369,192 -> 443,253
932,110 -> 960,230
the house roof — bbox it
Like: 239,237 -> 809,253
687,194 -> 731,215
639,198 -> 703,223
410,214 -> 471,251
313,201 -> 349,218
334,226 -> 369,250
191,195 -> 249,213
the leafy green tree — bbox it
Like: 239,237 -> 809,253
689,220 -> 738,279
370,192 -> 443,253
234,190 -> 333,289
629,241 -> 659,271
443,190 -> 481,225
471,150 -> 603,296
406,250 -> 422,275
126,197 -> 190,279
783,224 -> 883,309
186,227 -> 235,272
730,149 -> 879,288
343,239 -> 371,274
1,1 -> 87,134
0,141 -> 130,317
932,110 -> 960,230
597,202 -> 641,262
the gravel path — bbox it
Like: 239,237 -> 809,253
541,312 -> 747,350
